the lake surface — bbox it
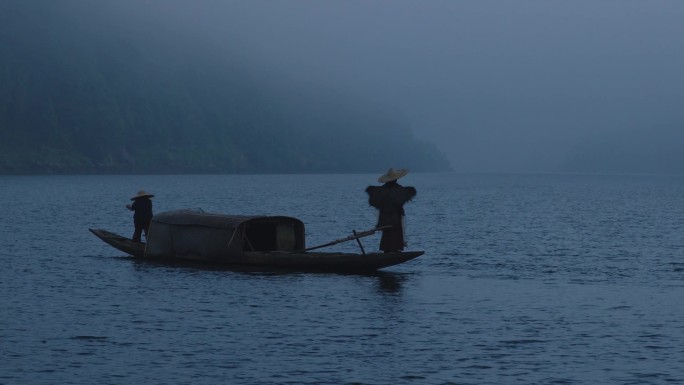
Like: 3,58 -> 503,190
2,173 -> 684,385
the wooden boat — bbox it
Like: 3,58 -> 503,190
90,229 -> 146,258
90,209 -> 423,271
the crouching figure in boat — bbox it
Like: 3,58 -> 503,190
366,168 -> 417,253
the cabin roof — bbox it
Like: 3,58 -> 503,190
151,209 -> 302,229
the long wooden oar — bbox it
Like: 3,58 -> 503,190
297,225 -> 392,252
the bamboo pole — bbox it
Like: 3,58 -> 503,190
297,225 -> 392,252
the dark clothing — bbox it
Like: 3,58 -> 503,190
132,220 -> 151,243
365,181 -> 417,252
130,197 -> 153,242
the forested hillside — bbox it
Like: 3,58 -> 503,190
0,2 -> 449,174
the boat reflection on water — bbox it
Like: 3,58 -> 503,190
373,271 -> 408,294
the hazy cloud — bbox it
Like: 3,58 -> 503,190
59,1 -> 684,173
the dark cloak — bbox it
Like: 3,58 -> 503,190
365,181 -> 417,252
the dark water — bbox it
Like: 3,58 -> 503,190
2,173 -> 684,385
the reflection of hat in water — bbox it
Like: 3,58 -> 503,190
131,190 -> 154,200
378,168 -> 409,183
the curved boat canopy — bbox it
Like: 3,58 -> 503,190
146,210 -> 306,261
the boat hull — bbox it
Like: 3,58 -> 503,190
89,228 -> 146,258
90,228 -> 422,271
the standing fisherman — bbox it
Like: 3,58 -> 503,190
126,190 -> 154,242
365,168 -> 417,253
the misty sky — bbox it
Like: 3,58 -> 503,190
97,1 -> 684,173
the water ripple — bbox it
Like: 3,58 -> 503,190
2,174 -> 684,384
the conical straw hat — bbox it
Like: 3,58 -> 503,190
378,168 -> 408,183
130,190 -> 154,200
